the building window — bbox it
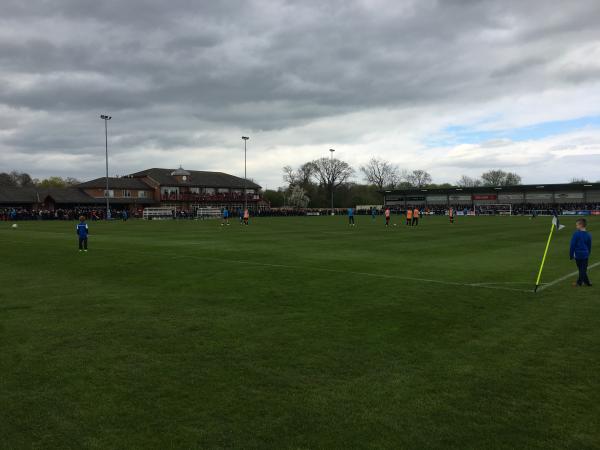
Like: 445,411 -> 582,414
138,191 -> 147,198
190,187 -> 200,194
104,190 -> 114,198
160,187 -> 179,195
123,190 -> 132,197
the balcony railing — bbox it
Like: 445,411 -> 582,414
160,193 -> 262,202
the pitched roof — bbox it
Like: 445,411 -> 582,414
0,187 -> 38,204
77,177 -> 152,189
170,167 -> 191,176
0,187 -> 96,204
129,168 -> 261,189
40,188 -> 99,203
0,187 -> 157,205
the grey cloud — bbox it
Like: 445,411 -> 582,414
1,0 -> 600,181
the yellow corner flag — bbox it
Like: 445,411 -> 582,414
534,216 -> 564,292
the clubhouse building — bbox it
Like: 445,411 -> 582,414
0,167 -> 266,212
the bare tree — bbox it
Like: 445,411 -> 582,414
481,170 -> 521,186
311,157 -> 354,202
481,170 -> 506,186
283,166 -> 298,186
395,168 -> 410,186
456,175 -> 482,187
0,171 -> 34,187
283,162 -> 315,188
0,172 -> 17,187
406,169 -> 432,188
14,172 -> 34,187
504,172 -> 522,186
360,157 -> 400,190
297,162 -> 315,188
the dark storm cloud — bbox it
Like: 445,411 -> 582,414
1,0 -> 600,179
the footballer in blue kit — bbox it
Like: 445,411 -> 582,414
76,216 -> 89,252
222,208 -> 230,226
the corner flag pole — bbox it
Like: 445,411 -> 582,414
534,223 -> 555,293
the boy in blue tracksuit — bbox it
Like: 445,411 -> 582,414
570,218 -> 592,287
348,207 -> 355,226
76,216 -> 89,252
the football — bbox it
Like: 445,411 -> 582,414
11,224 -> 18,228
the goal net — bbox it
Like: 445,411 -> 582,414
477,204 -> 513,216
195,207 -> 221,220
143,207 -> 175,220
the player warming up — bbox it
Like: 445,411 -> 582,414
449,207 -> 455,224
570,218 -> 592,287
348,207 -> 355,226
412,207 -> 420,226
243,209 -> 250,226
76,216 -> 89,252
221,207 -> 230,226
406,208 -> 413,226
385,207 -> 391,227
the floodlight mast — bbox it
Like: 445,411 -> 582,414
329,148 -> 335,216
100,114 -> 111,219
242,136 -> 249,212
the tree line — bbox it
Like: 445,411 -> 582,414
4,165 -> 593,210
0,171 -> 80,188
263,157 -> 526,208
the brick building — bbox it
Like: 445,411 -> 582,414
0,167 -> 268,213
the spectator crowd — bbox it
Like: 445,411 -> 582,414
2,203 -> 600,221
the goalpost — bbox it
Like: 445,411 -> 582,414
477,204 -> 513,216
143,207 -> 175,220
497,204 -> 513,216
195,207 -> 221,220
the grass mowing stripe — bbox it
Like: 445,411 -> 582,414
105,248 -> 532,293
52,240 -> 529,293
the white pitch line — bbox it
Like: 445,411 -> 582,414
165,253 -> 531,293
536,261 -> 600,292
471,281 -> 541,286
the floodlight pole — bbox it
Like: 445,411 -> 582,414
100,114 -> 112,220
329,148 -> 335,216
242,136 -> 249,212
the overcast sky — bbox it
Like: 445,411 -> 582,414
1,0 -> 600,188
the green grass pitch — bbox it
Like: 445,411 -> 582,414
1,215 -> 599,449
